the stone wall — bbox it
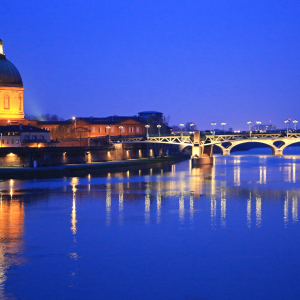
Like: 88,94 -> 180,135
0,143 -> 173,167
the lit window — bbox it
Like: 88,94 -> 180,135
111,127 -> 114,133
19,94 -> 22,110
16,140 -> 19,144
137,127 -> 140,133
92,127 -> 95,133
4,95 -> 10,109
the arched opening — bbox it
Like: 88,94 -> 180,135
273,141 -> 284,148
4,94 -> 10,110
230,142 -> 273,155
282,142 -> 300,155
18,94 -> 22,110
213,144 -> 223,154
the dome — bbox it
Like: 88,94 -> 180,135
0,40 -> 23,88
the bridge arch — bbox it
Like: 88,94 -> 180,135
281,141 -> 300,155
221,140 -> 278,155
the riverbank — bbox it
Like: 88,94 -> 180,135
0,155 -> 189,180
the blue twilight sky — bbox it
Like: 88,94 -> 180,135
1,0 -> 300,130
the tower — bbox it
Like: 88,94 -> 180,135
0,39 -> 25,120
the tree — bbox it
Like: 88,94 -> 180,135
26,113 -> 64,121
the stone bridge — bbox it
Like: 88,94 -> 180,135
204,132 -> 300,156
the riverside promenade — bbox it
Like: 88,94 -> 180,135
0,156 -> 189,179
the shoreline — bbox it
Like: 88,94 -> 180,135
0,156 -> 189,180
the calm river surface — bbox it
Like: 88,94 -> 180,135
1,154 -> 300,299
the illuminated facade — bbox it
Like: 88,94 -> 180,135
0,40 -> 25,120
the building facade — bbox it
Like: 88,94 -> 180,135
0,40 -> 25,120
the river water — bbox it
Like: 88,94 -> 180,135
1,153 -> 300,300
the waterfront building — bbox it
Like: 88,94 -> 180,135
0,125 -> 52,147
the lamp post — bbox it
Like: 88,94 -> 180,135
190,123 -> 195,132
285,119 -> 290,137
157,124 -> 161,136
72,117 -> 76,132
179,123 -> 184,141
145,125 -> 150,139
0,133 -> 2,147
119,126 -> 123,136
221,122 -> 226,133
293,120 -> 298,131
211,122 -> 216,136
256,121 -> 261,131
247,121 -> 252,137
106,126 -> 111,141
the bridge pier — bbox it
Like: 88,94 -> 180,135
191,132 -> 213,166
222,148 -> 231,156
273,148 -> 283,156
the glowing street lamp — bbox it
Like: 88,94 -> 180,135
211,122 -> 216,135
106,126 -> 111,138
256,121 -> 261,131
247,121 -> 252,137
179,123 -> 184,141
285,119 -> 290,136
72,116 -> 76,131
190,123 -> 195,132
145,125 -> 150,139
119,126 -> 123,136
157,124 -> 161,136
221,122 -> 226,133
293,120 -> 298,131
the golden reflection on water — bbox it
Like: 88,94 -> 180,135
157,181 -> 161,223
247,192 -> 251,228
145,181 -> 150,224
71,178 -> 78,236
0,199 -> 24,298
190,192 -> 194,223
106,183 -> 111,225
284,191 -> 289,227
259,166 -> 266,184
119,183 -> 124,212
234,165 -> 240,186
256,196 -> 261,227
179,193 -> 184,223
221,188 -> 226,227
292,196 -> 298,222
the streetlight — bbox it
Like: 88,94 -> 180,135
293,120 -> 298,131
106,126 -> 111,139
179,123 -> 184,141
211,122 -> 216,135
285,119 -> 290,136
247,121 -> 252,137
157,124 -> 161,136
72,117 -> 76,131
221,122 -> 226,133
145,125 -> 150,139
119,126 -> 123,136
256,121 -> 261,131
190,123 -> 195,132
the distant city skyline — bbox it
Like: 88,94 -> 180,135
2,0 -> 299,130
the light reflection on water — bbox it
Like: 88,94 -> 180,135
1,156 -> 300,299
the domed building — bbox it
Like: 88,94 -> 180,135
0,39 -> 25,120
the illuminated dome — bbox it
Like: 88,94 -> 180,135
0,40 -> 23,87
